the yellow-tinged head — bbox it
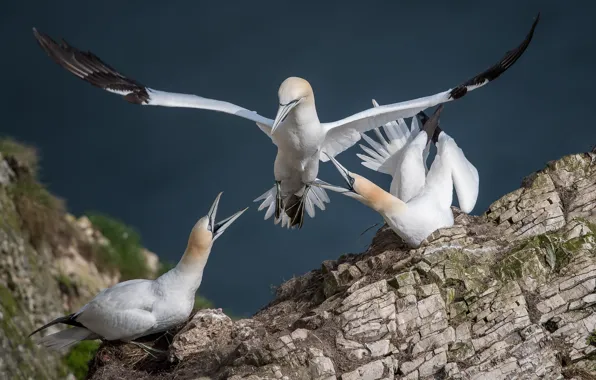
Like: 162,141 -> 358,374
278,77 -> 314,104
271,77 -> 315,134
318,154 -> 406,215
180,192 -> 248,267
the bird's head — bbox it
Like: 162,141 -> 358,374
182,193 -> 247,266
272,77 -> 314,134
317,153 -> 406,215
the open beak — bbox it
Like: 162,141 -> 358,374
318,153 -> 359,197
271,100 -> 299,134
207,192 -> 248,242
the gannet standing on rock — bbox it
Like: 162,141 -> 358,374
317,106 -> 478,247
29,193 -> 247,350
356,101 -> 479,212
31,13 -> 538,228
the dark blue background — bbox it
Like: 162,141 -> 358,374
2,1 -> 593,316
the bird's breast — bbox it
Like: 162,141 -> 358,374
272,120 -> 324,158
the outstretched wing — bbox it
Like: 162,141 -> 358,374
32,28 -> 274,136
356,100 -> 430,176
320,13 -> 540,161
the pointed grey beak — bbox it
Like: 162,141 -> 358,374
271,99 -> 299,134
318,153 -> 359,197
324,153 -> 355,190
207,192 -> 222,232
207,192 -> 248,241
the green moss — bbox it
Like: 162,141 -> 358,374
86,213 -> 149,281
0,137 -> 38,174
63,340 -> 100,380
0,190 -> 21,232
194,294 -> 214,311
494,227 -> 596,282
441,249 -> 488,295
587,330 -> 596,347
8,176 -> 65,247
0,284 -> 18,318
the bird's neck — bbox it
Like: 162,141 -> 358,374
355,176 -> 407,214
166,245 -> 212,294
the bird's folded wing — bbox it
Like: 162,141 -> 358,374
438,133 -> 479,214
77,306 -> 157,341
32,28 -> 274,136
319,13 -> 540,162
74,279 -> 158,340
80,279 -> 154,311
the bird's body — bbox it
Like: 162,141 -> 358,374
319,106 -> 478,247
384,190 -> 454,247
271,83 -> 323,197
32,13 -> 539,228
30,193 -> 247,350
357,100 -> 479,214
72,270 -> 197,342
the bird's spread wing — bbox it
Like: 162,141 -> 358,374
32,28 -> 274,136
437,132 -> 479,214
356,100 -> 427,176
319,13 -> 540,161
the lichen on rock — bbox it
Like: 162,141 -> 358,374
72,151 -> 596,380
4,139 -> 596,380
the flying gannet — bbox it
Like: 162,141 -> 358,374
29,193 -> 247,350
31,13 -> 538,229
317,105 -> 478,248
356,101 -> 478,213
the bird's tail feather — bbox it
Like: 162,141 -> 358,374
29,313 -> 83,337
36,326 -> 96,351
253,182 -> 330,228
284,194 -> 305,228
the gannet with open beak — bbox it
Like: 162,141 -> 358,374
317,106 -> 478,247
31,13 -> 538,228
356,101 -> 479,213
29,193 -> 247,350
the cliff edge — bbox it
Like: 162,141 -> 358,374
0,139 -> 160,379
81,151 -> 596,380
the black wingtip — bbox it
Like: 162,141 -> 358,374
31,29 -> 151,104
448,12 -> 540,100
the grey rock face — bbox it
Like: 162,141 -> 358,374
85,152 -> 596,380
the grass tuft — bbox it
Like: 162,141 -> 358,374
86,213 -> 150,281
63,340 -> 101,380
9,175 -> 66,248
0,137 -> 38,175
194,294 -> 214,311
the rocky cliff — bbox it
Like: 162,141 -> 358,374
81,151 -> 596,380
0,139 -> 160,380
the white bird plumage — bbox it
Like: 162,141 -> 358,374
317,106 -> 479,247
356,100 -> 479,213
31,13 -> 538,229
29,193 -> 247,351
